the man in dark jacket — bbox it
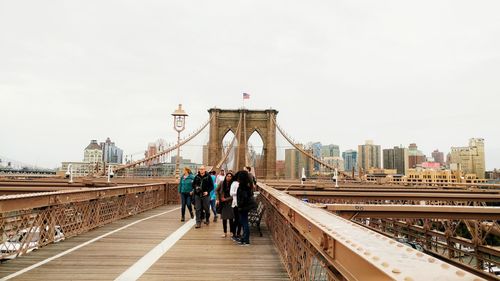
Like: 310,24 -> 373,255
192,165 -> 214,228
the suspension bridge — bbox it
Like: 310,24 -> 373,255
0,108 -> 498,281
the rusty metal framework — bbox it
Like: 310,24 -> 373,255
286,190 -> 499,206
263,180 -> 500,191
264,200 -> 341,280
353,217 -> 500,280
263,181 -> 500,192
0,182 -> 179,260
324,204 -> 500,220
259,183 -> 483,281
321,204 -> 500,279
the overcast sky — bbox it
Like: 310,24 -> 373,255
1,0 -> 499,169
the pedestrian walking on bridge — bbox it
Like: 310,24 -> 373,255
178,167 -> 194,222
192,166 -> 214,228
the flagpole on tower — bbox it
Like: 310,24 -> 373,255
242,93 -> 250,109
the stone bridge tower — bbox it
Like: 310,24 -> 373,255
207,108 -> 278,179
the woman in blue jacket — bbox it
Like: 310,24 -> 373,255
178,167 -> 195,222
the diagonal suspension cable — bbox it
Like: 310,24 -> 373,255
215,111 -> 243,169
272,117 -> 349,177
114,115 -> 215,172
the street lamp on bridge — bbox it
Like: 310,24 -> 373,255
172,104 -> 188,179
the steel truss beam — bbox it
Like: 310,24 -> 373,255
259,183 -> 482,281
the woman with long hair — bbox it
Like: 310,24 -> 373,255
216,172 -> 235,238
178,167 -> 194,222
236,170 -> 256,246
230,171 -> 242,242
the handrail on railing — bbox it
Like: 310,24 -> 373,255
0,182 -> 176,213
258,182 -> 484,281
0,182 -> 180,261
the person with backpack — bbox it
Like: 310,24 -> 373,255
192,166 -> 214,228
209,170 -> 218,222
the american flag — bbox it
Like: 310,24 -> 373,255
243,93 -> 250,99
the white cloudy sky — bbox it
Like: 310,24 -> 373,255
1,0 -> 499,169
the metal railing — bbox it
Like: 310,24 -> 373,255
0,182 -> 179,260
258,183 -> 485,281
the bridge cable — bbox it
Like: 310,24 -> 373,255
215,111 -> 243,169
272,117 -> 349,177
243,110 -> 248,167
114,115 -> 215,172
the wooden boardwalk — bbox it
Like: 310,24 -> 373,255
0,205 -> 288,281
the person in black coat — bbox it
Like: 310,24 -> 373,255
192,166 -> 214,228
236,170 -> 256,246
216,172 -> 235,238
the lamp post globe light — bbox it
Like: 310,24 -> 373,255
172,104 -> 188,179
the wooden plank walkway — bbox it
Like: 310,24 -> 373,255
0,205 -> 288,281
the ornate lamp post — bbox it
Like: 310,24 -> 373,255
172,104 -> 188,179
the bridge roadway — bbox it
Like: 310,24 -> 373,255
0,205 -> 287,281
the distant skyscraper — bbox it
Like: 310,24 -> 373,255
285,144 -> 314,179
320,156 -> 344,174
431,149 -> 445,165
408,143 -> 426,168
275,160 -> 285,179
321,144 -> 340,158
446,152 -> 452,167
202,145 -> 208,165
342,150 -> 357,172
383,146 -> 408,175
358,140 -> 381,171
450,138 -> 485,179
311,142 -> 322,172
101,137 -> 123,164
145,143 -> 158,166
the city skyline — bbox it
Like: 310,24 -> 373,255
1,1 -> 499,169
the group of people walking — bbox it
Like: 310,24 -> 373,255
178,166 -> 257,246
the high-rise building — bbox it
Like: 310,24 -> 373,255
408,143 -> 426,169
311,142 -> 322,172
358,140 -> 381,171
275,160 -> 285,179
342,150 -> 357,172
431,149 -> 445,165
145,143 -> 159,166
446,152 -> 452,167
202,145 -> 209,165
84,140 -> 103,163
450,138 -> 485,179
320,156 -> 344,174
100,137 -> 123,164
285,144 -> 314,179
383,146 -> 408,175
321,144 -> 340,158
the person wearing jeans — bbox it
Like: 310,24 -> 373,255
192,166 -> 214,228
236,170 -> 255,246
178,167 -> 194,222
230,172 -> 242,241
209,170 -> 218,222
216,172 -> 235,238
239,209 -> 249,245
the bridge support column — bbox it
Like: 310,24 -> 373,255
265,110 -> 277,179
208,108 -> 221,167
